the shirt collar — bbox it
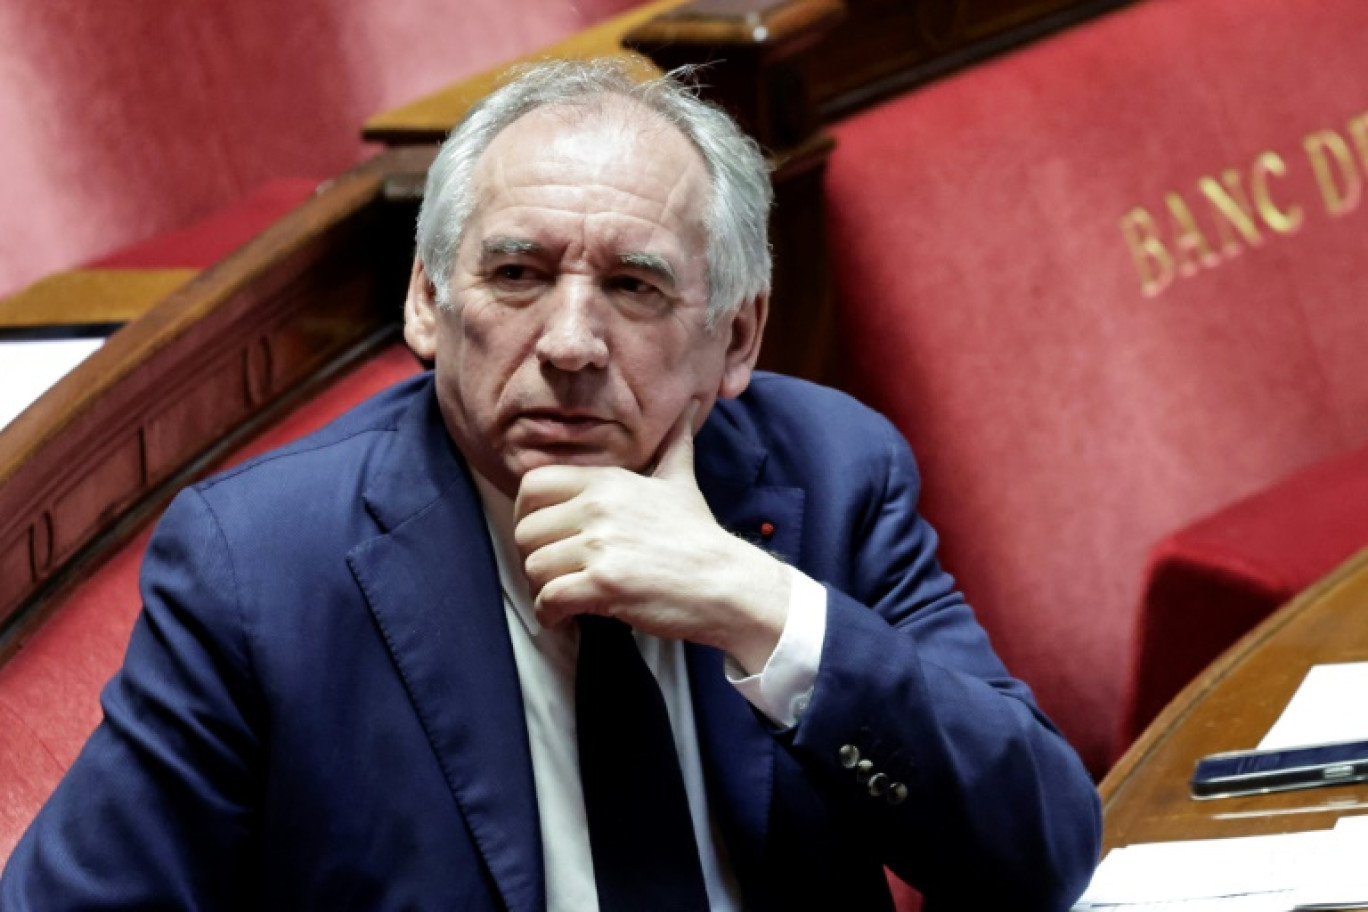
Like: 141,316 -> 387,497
471,470 -> 541,637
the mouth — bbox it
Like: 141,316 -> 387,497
512,410 -> 615,444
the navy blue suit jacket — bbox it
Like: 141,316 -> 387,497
2,372 -> 1100,910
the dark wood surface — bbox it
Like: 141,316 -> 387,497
1100,546 -> 1368,850
0,147 -> 434,664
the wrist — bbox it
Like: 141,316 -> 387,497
718,544 -> 791,674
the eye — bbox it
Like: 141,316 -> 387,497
492,264 -> 536,283
607,275 -> 659,296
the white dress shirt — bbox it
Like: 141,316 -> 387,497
471,472 -> 827,912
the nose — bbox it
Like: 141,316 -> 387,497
534,282 -> 609,372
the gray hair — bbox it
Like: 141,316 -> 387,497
414,58 -> 773,327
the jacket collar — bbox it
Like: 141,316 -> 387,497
348,384 -> 545,912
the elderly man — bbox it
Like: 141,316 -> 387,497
1,61 -> 1099,910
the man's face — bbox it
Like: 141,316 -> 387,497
404,99 -> 764,497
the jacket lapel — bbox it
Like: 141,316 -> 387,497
347,386 -> 544,912
692,408 -> 807,909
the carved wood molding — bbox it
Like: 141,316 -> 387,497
624,0 -> 844,152
0,147 -> 434,661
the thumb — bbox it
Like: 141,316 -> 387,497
652,400 -> 699,481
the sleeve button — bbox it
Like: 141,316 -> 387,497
886,782 -> 908,806
855,759 -> 874,785
867,773 -> 890,797
838,745 -> 860,769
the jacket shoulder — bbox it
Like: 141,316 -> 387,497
713,372 -> 913,476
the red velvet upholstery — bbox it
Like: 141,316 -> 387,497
825,0 -> 1368,772
1124,443 -> 1368,741
0,342 -> 423,863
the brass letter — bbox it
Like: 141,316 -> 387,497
1347,111 -> 1368,178
1304,128 -> 1362,217
1118,206 -> 1174,297
1250,151 -> 1304,234
1165,192 -> 1220,276
1199,169 -> 1264,257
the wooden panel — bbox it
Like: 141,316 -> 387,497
759,134 -> 839,382
143,364 -> 247,484
0,146 -> 433,662
49,435 -> 144,560
0,528 -> 33,617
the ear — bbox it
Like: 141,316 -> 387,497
403,257 -> 440,361
718,292 -> 768,399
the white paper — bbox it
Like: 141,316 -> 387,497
1073,830 -> 1328,908
1074,820 -> 1368,911
1260,663 -> 1368,751
0,338 -> 103,430
1290,814 -> 1368,910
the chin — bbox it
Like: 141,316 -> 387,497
512,448 -> 645,476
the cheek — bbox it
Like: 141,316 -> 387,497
449,309 -> 545,408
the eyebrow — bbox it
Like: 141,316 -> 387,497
480,237 -> 542,262
479,238 -> 678,288
616,251 -> 677,288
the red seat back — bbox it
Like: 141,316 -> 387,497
824,0 -> 1368,771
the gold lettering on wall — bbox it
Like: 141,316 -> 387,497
1349,112 -> 1368,172
1250,151 -> 1304,234
1304,129 -> 1362,216
1165,192 -> 1221,275
1118,208 -> 1174,297
1119,109 -> 1366,296
1198,170 -> 1264,256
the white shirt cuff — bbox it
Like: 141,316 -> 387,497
726,567 -> 827,728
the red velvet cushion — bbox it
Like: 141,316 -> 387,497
0,342 -> 422,862
825,0 -> 1368,772
89,179 -> 319,269
1124,443 -> 1368,742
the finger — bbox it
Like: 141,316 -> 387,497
513,499 -> 583,556
651,399 -> 699,481
521,534 -> 587,595
514,464 -> 595,522
533,571 -> 603,628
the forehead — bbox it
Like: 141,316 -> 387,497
468,97 -> 711,241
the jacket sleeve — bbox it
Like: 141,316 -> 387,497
0,488 -> 262,909
783,415 -> 1101,911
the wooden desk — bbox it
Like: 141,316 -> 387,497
1100,545 -> 1368,850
